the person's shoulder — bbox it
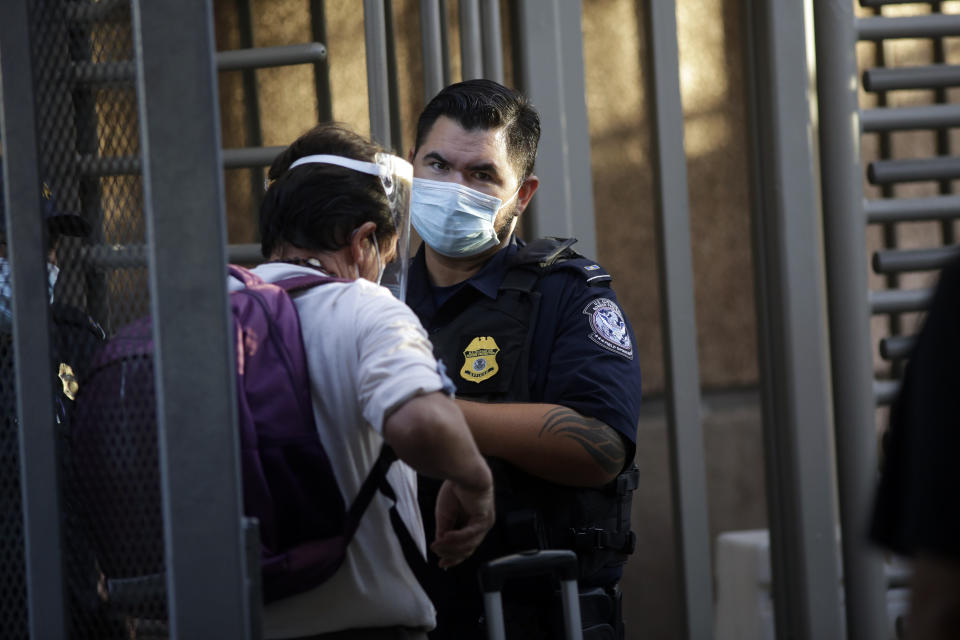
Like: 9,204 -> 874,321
347,279 -> 423,320
514,237 -> 613,288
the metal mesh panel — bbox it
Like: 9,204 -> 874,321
22,0 -> 168,637
0,296 -> 27,636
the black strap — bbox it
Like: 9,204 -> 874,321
612,465 -> 640,495
274,273 -> 345,294
343,445 -> 397,538
499,266 -> 540,294
380,476 -> 432,588
514,236 -> 579,267
567,527 -> 637,555
343,445 -> 431,586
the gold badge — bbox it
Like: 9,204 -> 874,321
460,336 -> 500,383
58,363 -> 78,401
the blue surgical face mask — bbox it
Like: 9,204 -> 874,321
0,258 -> 58,332
410,178 -> 519,258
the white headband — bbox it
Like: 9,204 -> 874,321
288,154 -> 390,178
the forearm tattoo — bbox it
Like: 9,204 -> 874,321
539,407 -> 625,475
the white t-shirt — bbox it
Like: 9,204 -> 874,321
229,263 -> 444,637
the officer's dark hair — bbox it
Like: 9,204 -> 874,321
260,123 -> 393,260
414,79 -> 540,182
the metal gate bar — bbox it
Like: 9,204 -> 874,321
131,0 -> 251,636
0,2 -> 68,636
869,288 -> 934,313
863,64 -> 960,91
480,0 -> 504,84
862,104 -> 960,131
868,156 -> 960,184
857,14 -> 960,39
744,0 -> 844,638
420,0 -> 445,101
513,0 -> 597,257
866,4 -> 905,384
310,0 -> 334,123
866,194 -> 960,222
813,1 -> 888,637
873,245 -> 960,273
641,1 -> 713,638
363,0 -> 392,148
459,0 -> 483,80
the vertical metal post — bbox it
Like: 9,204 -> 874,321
514,0 -> 596,257
364,0 -> 392,147
930,1 -> 955,246
813,1 -> 888,638
459,0 -> 482,80
641,3 -> 714,638
236,0 -> 265,216
439,0 -> 452,88
65,10 -> 108,324
131,1 -> 250,637
479,0 -> 504,84
0,3 -> 67,637
870,27 -> 903,375
310,0 -> 334,123
384,0 -> 404,155
420,0 -> 445,102
743,0 -> 844,639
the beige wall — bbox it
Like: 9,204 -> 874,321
583,0 -> 758,394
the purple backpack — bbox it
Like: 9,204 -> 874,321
71,264 -> 398,603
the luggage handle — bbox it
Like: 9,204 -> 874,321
479,550 -> 583,640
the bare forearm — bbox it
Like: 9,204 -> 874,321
385,393 -> 491,491
455,399 -> 626,487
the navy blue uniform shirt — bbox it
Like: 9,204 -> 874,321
406,240 -> 642,462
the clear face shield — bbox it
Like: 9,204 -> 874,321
287,152 -> 413,300
372,152 -> 413,301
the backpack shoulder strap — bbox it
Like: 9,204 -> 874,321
228,263 -> 346,295
342,445 -> 430,586
273,274 -> 344,294
228,264 -> 262,287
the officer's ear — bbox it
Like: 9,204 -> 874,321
514,175 -> 539,217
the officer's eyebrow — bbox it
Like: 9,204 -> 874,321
467,161 -> 500,178
422,151 -> 448,165
423,151 -> 503,181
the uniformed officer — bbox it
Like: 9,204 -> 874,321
406,80 -> 643,639
0,166 -> 115,639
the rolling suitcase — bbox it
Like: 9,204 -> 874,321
479,549 -> 584,640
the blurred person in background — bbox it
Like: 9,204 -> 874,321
871,255 -> 960,640
0,163 -> 113,639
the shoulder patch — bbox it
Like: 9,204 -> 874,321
583,298 -> 633,359
583,264 -> 601,271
